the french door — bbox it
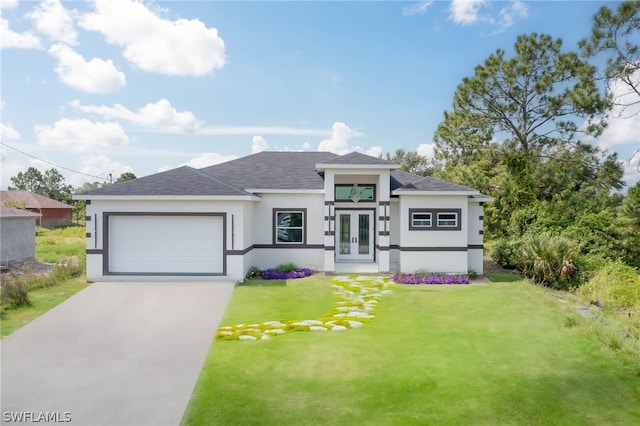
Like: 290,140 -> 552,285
336,210 -> 374,261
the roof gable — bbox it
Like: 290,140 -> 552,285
200,151 -> 339,190
317,151 -> 397,166
0,190 -> 71,209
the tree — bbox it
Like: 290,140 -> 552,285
385,149 -> 432,176
433,33 -> 623,239
9,167 -> 73,204
580,0 -> 640,112
115,172 -> 136,183
435,33 -> 609,159
620,181 -> 640,229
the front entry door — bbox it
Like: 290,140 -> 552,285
336,210 -> 374,261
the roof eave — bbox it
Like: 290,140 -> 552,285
73,195 -> 261,201
391,190 -> 480,196
316,163 -> 400,171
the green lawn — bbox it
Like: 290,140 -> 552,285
36,223 -> 85,263
183,276 -> 640,425
0,277 -> 88,338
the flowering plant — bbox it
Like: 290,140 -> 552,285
392,273 -> 469,285
260,268 -> 312,280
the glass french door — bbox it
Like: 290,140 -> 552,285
336,210 -> 374,261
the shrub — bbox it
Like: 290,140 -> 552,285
0,276 -> 31,307
520,233 -> 580,289
245,266 -> 261,280
491,238 -> 522,269
277,262 -> 299,273
579,262 -> 640,311
392,273 -> 469,285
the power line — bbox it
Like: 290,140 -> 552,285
0,141 -> 108,181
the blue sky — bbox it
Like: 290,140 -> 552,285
1,0 -> 638,189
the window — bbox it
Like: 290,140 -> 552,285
437,212 -> 458,228
335,184 -> 376,202
274,210 -> 305,244
411,211 -> 432,228
408,208 -> 461,231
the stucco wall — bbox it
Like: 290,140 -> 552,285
395,194 -> 471,274
1,217 -> 37,265
246,193 -> 325,272
85,199 -> 250,281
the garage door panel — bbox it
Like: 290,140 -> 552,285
108,215 -> 223,274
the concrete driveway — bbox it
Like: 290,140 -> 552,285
1,281 -> 235,426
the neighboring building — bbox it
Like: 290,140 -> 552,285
0,205 -> 41,268
0,190 -> 72,228
75,152 -> 492,282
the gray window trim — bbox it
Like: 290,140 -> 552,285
408,208 -> 462,231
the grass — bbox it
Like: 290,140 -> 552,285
1,224 -> 87,338
182,276 -> 640,425
0,277 -> 88,338
36,223 -> 85,263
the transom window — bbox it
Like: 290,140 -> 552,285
335,184 -> 376,202
408,208 -> 461,231
274,210 -> 305,244
411,212 -> 432,228
437,212 -> 458,228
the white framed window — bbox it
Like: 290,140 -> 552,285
411,211 -> 432,228
408,208 -> 462,231
274,210 -> 305,244
437,212 -> 458,228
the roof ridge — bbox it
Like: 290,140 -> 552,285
186,166 -> 253,196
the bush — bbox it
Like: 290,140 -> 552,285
245,266 -> 261,280
0,276 -> 30,307
579,262 -> 640,311
491,238 -> 522,269
277,262 -> 299,273
520,233 -> 580,289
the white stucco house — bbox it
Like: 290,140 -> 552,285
75,152 -> 492,282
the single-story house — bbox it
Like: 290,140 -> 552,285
75,151 -> 492,282
0,190 -> 72,228
0,205 -> 41,268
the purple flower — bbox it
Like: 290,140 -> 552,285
260,268 -> 312,280
392,273 -> 469,285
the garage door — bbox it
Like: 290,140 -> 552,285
108,215 -> 224,275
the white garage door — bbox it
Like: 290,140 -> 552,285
108,215 -> 224,274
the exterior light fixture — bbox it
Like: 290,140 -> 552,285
349,183 -> 361,202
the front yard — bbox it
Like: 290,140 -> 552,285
183,276 -> 640,425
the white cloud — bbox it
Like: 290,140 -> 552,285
1,16 -> 41,49
417,143 -> 435,159
72,99 -> 202,133
251,136 -> 269,154
67,154 -> 134,188
49,43 -> 126,93
403,1 -> 434,17
27,0 -> 78,45
497,0 -> 528,30
199,126 -> 330,136
317,122 -> 360,154
365,146 -> 382,158
597,70 -> 640,150
622,151 -> 640,187
80,0 -> 225,76
159,152 -> 238,172
0,122 -> 20,140
35,118 -> 131,152
0,0 -> 18,9
302,142 -> 311,150
449,0 -> 486,25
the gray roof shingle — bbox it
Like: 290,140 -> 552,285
317,151 -> 397,166
1,190 -> 72,209
78,166 -> 250,196
200,151 -> 339,190
78,151 -> 482,197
